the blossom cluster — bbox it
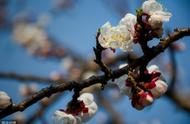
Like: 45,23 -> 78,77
53,93 -> 98,124
115,64 -> 168,110
12,13 -> 64,57
98,0 -> 172,51
13,22 -> 52,56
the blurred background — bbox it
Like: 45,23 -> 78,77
0,0 -> 190,124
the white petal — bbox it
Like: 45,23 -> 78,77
78,93 -> 98,122
147,65 -> 160,73
142,0 -> 163,14
151,80 -> 168,98
148,14 -> 163,29
119,13 -> 137,28
0,91 -> 12,110
119,63 -> 128,69
78,93 -> 94,105
81,101 -> 98,122
53,110 -> 78,124
153,11 -> 172,22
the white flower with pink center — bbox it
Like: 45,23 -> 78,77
146,65 -> 168,98
149,79 -> 168,98
99,13 -> 137,52
138,91 -> 154,107
53,110 -> 82,124
77,93 -> 98,122
142,0 -> 172,22
142,0 -> 172,37
53,93 -> 97,124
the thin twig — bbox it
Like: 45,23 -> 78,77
0,72 -> 65,84
93,31 -> 112,78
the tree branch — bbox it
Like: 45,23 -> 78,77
93,31 -> 112,78
0,28 -> 189,119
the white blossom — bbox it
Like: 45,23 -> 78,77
53,93 -> 97,124
150,79 -> 168,98
119,13 -> 137,34
78,93 -> 98,122
0,91 -> 12,110
147,65 -> 168,98
19,84 -> 37,97
142,0 -> 172,33
99,13 -> 137,52
53,110 -> 82,124
142,0 -> 172,21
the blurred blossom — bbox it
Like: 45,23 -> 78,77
13,22 -> 52,56
60,56 -> 74,71
19,83 -> 37,97
70,67 -> 82,80
172,42 -> 186,51
12,13 -> 65,58
14,112 -> 25,124
50,71 -> 64,81
107,88 -> 121,101
137,119 -> 161,124
151,119 -> 161,124
52,0 -> 74,11
40,97 -> 50,106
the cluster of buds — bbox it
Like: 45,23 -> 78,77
0,91 -> 12,110
53,93 -> 98,124
98,0 -> 171,52
115,64 -> 168,110
134,0 -> 172,42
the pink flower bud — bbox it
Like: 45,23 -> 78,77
138,91 -> 153,106
132,90 -> 153,110
150,80 -> 168,98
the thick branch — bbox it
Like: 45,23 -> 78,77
0,28 -> 189,119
